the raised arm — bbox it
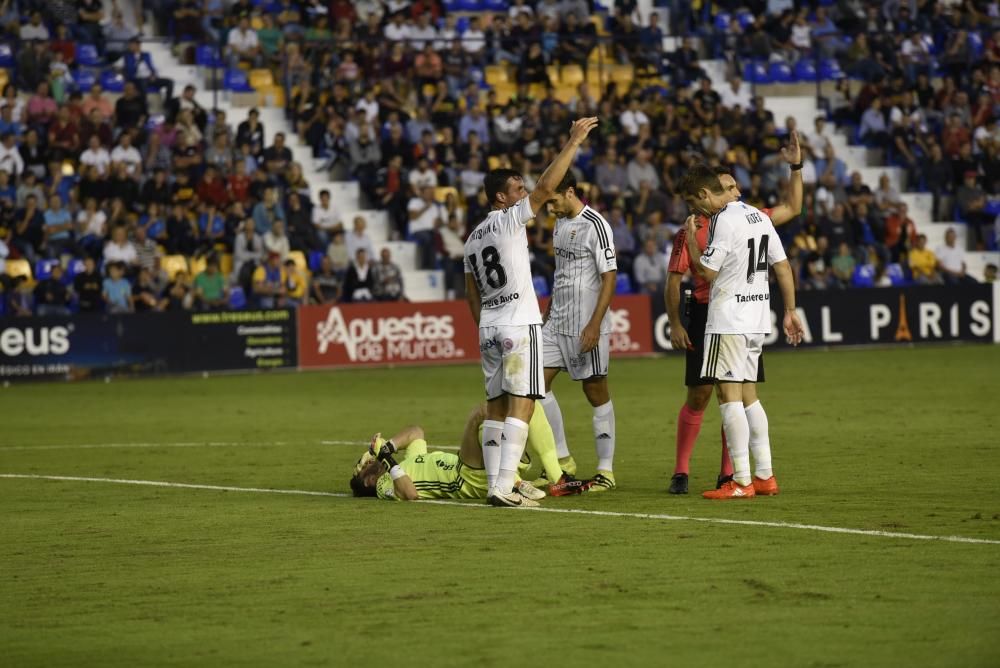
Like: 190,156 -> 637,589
769,130 -> 803,226
526,117 -> 599,216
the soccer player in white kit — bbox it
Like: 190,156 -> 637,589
538,172 -> 620,493
679,164 -> 805,499
464,117 -> 599,507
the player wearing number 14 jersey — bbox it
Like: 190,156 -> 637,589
463,116 -> 599,508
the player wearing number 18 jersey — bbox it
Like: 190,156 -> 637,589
464,116 -> 599,508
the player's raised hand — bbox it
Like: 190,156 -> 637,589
783,310 -> 805,346
568,117 -> 599,146
780,130 -> 802,165
670,322 -> 694,351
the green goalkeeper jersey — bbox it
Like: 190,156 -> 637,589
375,445 -> 489,500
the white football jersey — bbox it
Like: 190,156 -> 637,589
547,205 -> 617,336
700,201 -> 787,335
464,196 -> 543,328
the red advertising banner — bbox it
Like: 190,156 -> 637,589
297,295 -> 652,370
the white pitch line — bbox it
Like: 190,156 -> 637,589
0,441 -> 460,452
2,473 -> 998,547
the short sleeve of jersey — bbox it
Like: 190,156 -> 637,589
590,220 -> 617,275
668,228 -> 690,274
504,196 -> 535,229
765,220 -> 788,265
375,473 -> 399,501
700,215 -> 732,273
463,253 -> 472,274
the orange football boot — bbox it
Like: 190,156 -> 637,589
753,476 -> 779,496
702,479 -> 756,499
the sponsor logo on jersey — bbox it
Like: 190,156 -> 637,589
604,248 -> 616,261
736,293 -> 770,303
502,338 -> 514,351
482,292 -> 520,309
554,247 -> 577,260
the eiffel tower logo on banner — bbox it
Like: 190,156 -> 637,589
895,293 -> 913,342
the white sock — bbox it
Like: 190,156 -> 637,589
745,400 -> 773,480
592,400 -> 615,472
496,417 -> 529,495
540,392 -> 571,459
481,419 -> 504,492
720,402 -> 751,486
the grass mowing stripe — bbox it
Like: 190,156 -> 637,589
0,441 -> 461,451
4,473 -> 998,547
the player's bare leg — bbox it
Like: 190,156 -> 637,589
539,367 -> 578,476
582,375 -> 616,491
703,381 -> 756,499
739,382 -> 778,495
459,404 -> 488,469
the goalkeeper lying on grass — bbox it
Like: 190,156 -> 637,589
349,402 -> 592,506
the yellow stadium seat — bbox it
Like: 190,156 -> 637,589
553,85 -> 577,104
590,15 -> 607,36
288,250 -> 308,274
220,253 -> 233,277
249,69 -> 274,89
162,255 -> 189,280
189,255 -> 207,277
609,64 -> 635,86
5,258 -> 31,280
251,15 -> 263,30
0,69 -> 9,91
561,65 -> 584,86
434,186 -> 458,203
492,82 -> 516,104
528,83 -> 548,99
546,65 -> 560,85
258,85 -> 284,107
484,65 -> 509,85
487,156 -> 502,170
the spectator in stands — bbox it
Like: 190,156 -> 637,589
343,247 -> 375,302
105,9 -> 138,62
252,187 -> 286,235
263,221 -> 290,261
114,81 -> 148,131
8,276 -> 34,317
102,261 -> 132,313
73,256 -> 103,312
132,267 -> 164,312
956,171 -> 990,248
20,11 -> 49,42
124,38 -> 174,103
163,269 -> 193,311
17,41 -> 50,92
231,219 -> 262,286
34,264 -> 71,316
805,237 -> 834,290
283,259 -> 307,306
345,215 -> 375,262
936,227 -> 974,285
43,194 -> 74,259
831,242 -> 856,288
407,185 -> 445,270
633,238 -> 666,296
627,151 -> 660,193
985,264 -> 997,283
327,228 -> 350,277
909,234 -> 942,284
103,224 -> 138,270
859,98 -> 889,149
252,251 -> 287,308
373,248 -> 405,302
228,16 -> 262,68
236,109 -> 265,158
884,203 -> 917,263
348,126 -> 382,201
595,147 -> 630,200
311,256 -> 341,304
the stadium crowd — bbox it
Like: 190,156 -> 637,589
0,0 -> 998,317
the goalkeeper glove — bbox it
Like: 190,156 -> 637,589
368,433 -> 398,470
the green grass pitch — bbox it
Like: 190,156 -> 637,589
2,345 -> 999,667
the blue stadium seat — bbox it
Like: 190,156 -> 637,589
886,263 -> 907,287
224,69 -> 255,92
768,61 -> 795,83
968,32 -> 985,59
713,12 -> 731,32
196,45 -> 223,68
35,259 -> 59,281
0,43 -> 13,68
74,69 -> 98,92
482,0 -> 509,11
818,58 -> 845,80
145,114 -> 165,130
455,16 -> 470,35
736,10 -> 754,29
794,59 -> 817,82
308,250 -> 324,272
743,61 -> 770,85
77,44 -> 102,67
614,273 -> 632,295
65,258 -> 86,279
100,71 -> 126,93
851,264 -> 875,288
229,286 -> 247,310
532,275 -> 550,297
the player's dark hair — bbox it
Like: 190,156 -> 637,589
681,163 -> 725,198
713,165 -> 733,176
349,473 -> 377,497
484,168 -> 522,204
554,171 -> 577,194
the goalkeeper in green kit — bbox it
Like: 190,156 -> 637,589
349,402 -> 593,506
